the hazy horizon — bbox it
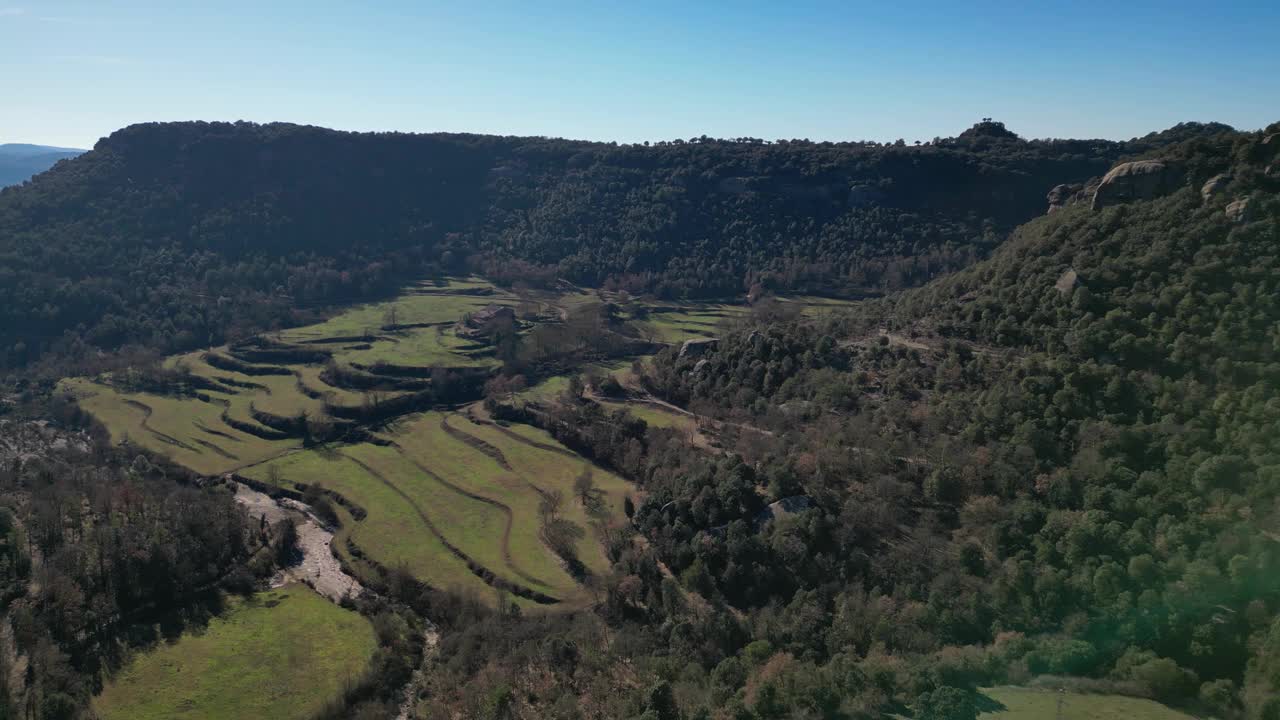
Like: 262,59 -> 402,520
3,1 -> 1279,149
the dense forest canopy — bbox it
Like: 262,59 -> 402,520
0,117 -> 1277,720
620,122 -> 1280,719
0,119 -> 1228,377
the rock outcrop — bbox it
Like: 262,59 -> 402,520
1047,183 -> 1084,213
1091,160 -> 1181,210
678,337 -> 718,360
848,184 -> 886,208
1225,197 -> 1252,223
1054,268 -> 1079,295
1201,173 -> 1231,200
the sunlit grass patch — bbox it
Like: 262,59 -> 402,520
93,584 -> 376,720
977,686 -> 1196,720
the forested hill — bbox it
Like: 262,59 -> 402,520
622,122 -> 1279,718
0,119 -> 1224,374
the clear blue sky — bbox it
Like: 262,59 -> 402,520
3,0 -> 1278,149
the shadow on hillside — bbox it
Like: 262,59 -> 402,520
973,691 -> 1008,714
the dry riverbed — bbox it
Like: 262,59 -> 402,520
233,482 -> 362,602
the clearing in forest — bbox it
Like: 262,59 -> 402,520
92,584 -> 377,720
977,687 -> 1196,720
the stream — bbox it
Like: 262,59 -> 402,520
234,481 -> 439,719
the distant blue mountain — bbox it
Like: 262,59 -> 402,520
0,143 -> 86,187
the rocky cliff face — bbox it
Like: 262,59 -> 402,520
1091,160 -> 1182,210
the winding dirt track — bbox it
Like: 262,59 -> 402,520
341,451 -> 558,603
440,414 -> 562,500
193,419 -> 242,442
194,438 -> 239,460
388,442 -> 545,586
122,399 -> 205,454
464,411 -> 579,459
439,414 -> 514,470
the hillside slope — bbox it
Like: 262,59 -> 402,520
621,122 -> 1279,718
0,120 -> 1215,374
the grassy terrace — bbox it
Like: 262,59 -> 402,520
93,585 -> 377,720
64,278 -> 845,610
977,687 -> 1196,720
60,378 -> 298,476
241,409 -> 624,607
634,296 -> 855,344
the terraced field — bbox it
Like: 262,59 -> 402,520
634,296 -> 856,343
243,409 -> 631,606
61,378 -> 299,475
637,304 -> 746,343
59,278 -> 512,474
64,279 -> 837,609
60,278 -> 656,608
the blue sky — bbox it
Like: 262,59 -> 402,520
2,0 -> 1278,149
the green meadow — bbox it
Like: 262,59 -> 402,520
62,279 -> 833,610
978,687 -> 1197,720
93,585 -> 377,720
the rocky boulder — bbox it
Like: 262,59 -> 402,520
1200,173 -> 1231,200
1054,268 -> 1079,295
1047,183 -> 1084,213
848,184 -> 886,208
1225,197 -> 1252,223
678,337 -> 718,360
1091,160 -> 1181,210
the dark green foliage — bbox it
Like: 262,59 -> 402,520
0,424 -> 259,719
610,124 -> 1280,716
0,119 -> 1191,376
915,686 -> 978,720
3,119 -> 1275,718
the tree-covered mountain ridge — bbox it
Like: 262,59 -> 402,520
0,118 -> 1237,375
631,120 -> 1277,719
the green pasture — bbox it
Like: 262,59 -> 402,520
60,377 -> 296,475
978,687 -> 1197,720
93,585 -> 377,720
389,412 -> 577,596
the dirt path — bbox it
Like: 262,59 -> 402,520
630,394 -> 774,438
386,438 -> 555,589
233,483 -> 362,602
439,414 -> 513,470
341,452 -> 559,604
463,408 -> 580,459
122,399 -> 206,454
